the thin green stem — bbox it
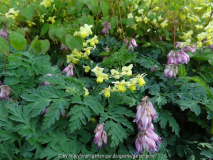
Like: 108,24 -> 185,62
18,138 -> 22,160
73,65 -> 80,79
186,62 -> 190,72
90,83 -> 100,94
211,117 -> 213,135
13,156 -> 19,160
130,0 -> 153,40
3,55 -> 6,71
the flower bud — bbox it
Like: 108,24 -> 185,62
0,85 -> 11,101
0,27 -> 8,39
62,63 -> 74,77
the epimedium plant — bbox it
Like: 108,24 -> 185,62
0,0 -> 213,160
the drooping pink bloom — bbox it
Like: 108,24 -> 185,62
41,108 -> 49,115
43,74 -> 52,86
62,63 -> 74,77
134,97 -> 162,154
146,128 -> 162,145
0,85 -> 11,101
133,104 -> 143,123
0,27 -> 8,39
131,38 -> 138,47
163,64 -> 178,79
150,65 -> 158,72
60,43 -> 68,50
210,44 -> 213,51
148,102 -> 158,119
175,42 -> 181,48
101,21 -> 111,35
181,45 -> 196,53
93,123 -> 107,150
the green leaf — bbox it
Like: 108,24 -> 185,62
20,5 -> 35,20
21,85 -> 71,128
175,100 -> 201,116
15,28 -> 25,37
200,150 -> 213,159
78,15 -> 94,26
157,110 -> 180,136
0,36 -> 9,56
40,23 -> 49,36
66,34 -> 83,51
83,95 -> 104,114
54,27 -> 67,43
83,0 -> 100,15
105,120 -> 127,147
9,31 -> 27,51
40,39 -> 50,55
4,76 -> 20,85
178,65 -> 187,77
100,107 -> 134,130
28,36 -> 41,55
68,105 -> 91,133
100,0 -> 109,17
176,145 -> 184,158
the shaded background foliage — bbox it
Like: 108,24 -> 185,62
0,0 -> 213,160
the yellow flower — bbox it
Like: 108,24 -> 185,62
121,64 -> 133,76
129,85 -> 136,91
47,16 -> 56,24
138,8 -> 144,15
101,86 -> 111,98
118,84 -> 126,93
112,80 -> 130,93
90,117 -> 96,123
53,4 -> 57,11
81,31 -> 87,38
96,72 -> 108,83
90,41 -> 95,46
91,66 -> 104,75
83,88 -> 89,97
197,41 -> 202,48
83,65 -> 90,73
85,48 -> 90,55
110,69 -> 121,79
135,16 -> 142,23
97,76 -> 104,83
137,74 -> 146,86
144,17 -> 149,23
40,0 -> 53,8
26,21 -> 36,27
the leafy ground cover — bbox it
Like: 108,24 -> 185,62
0,0 -> 213,159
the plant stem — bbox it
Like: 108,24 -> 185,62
173,19 -> 176,48
186,62 -> 190,72
18,138 -> 22,160
90,83 -> 100,94
73,65 -> 81,79
59,50 -> 65,68
3,55 -> 6,71
109,0 -> 124,42
117,0 -> 125,41
206,0 -> 212,26
130,0 -> 153,40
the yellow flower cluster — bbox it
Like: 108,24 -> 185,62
47,16 -> 56,24
196,21 -> 213,47
40,0 -> 53,8
74,24 -> 93,38
91,64 -> 146,97
67,24 -> 98,64
5,8 -> 19,19
91,66 -> 109,83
